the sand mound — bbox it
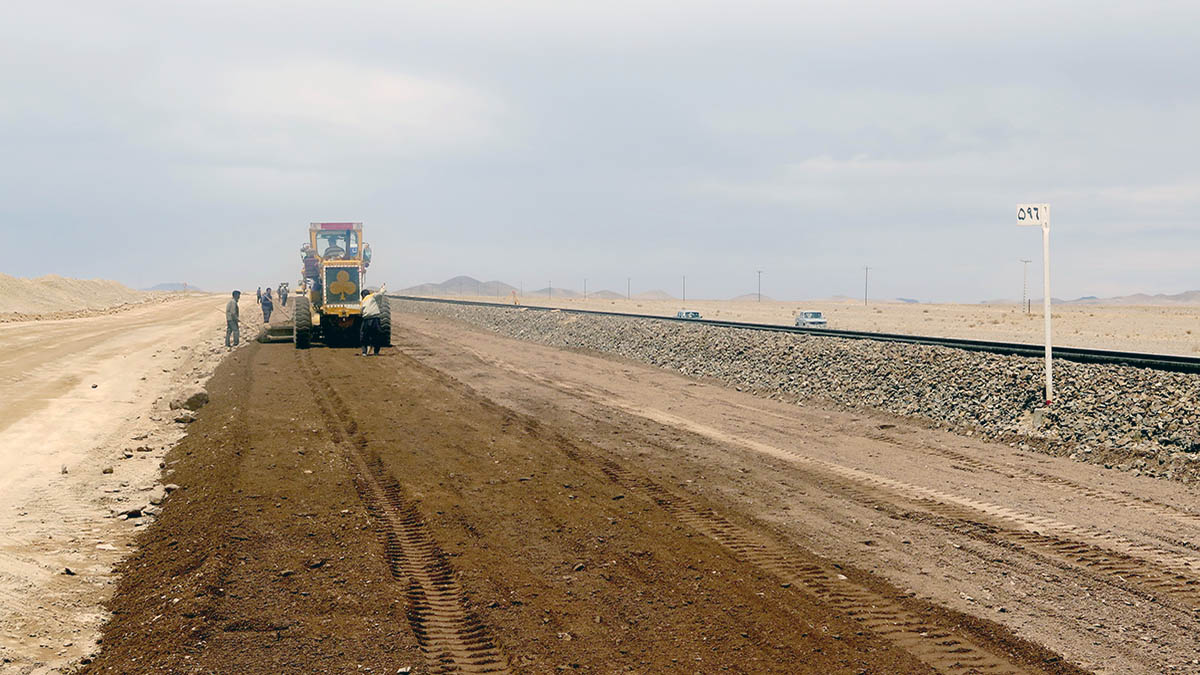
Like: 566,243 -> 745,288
0,274 -> 150,314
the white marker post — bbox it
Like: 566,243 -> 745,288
1016,203 -> 1052,404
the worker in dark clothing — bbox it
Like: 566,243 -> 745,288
261,287 -> 274,323
256,287 -> 262,304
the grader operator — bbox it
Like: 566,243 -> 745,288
291,222 -> 389,348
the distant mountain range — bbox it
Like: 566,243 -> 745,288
145,282 -> 202,292
399,276 -> 1200,306
729,293 -> 773,302
982,290 -> 1200,306
400,276 -> 518,298
1068,290 -> 1200,305
400,276 -> 663,300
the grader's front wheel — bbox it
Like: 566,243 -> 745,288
293,296 -> 313,349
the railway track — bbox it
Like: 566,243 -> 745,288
392,295 -> 1200,374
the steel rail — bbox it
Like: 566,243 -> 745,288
390,295 -> 1200,374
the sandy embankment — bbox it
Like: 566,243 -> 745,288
0,294 -> 265,673
436,294 -> 1200,356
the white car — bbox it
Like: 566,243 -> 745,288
675,310 -> 702,319
795,310 -> 827,327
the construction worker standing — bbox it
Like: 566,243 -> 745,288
359,284 -> 387,356
261,287 -> 274,323
225,290 -> 241,348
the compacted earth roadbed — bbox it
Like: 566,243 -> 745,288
82,312 -> 1198,673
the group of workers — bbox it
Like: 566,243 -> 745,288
255,284 -> 289,323
224,284 -> 386,356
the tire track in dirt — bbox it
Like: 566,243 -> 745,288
589,457 -> 1037,674
902,440 -> 1200,529
804,471 -> 1200,613
738,400 -> 1200,532
409,344 -> 1075,673
297,352 -> 511,674
449,349 -> 1200,616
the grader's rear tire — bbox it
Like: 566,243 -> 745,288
378,295 -> 391,347
293,296 -> 313,349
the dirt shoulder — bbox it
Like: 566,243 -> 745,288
83,336 -> 1081,673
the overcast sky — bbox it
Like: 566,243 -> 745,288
3,1 -> 1198,302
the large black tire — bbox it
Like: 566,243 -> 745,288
378,295 -> 391,347
293,296 -> 312,349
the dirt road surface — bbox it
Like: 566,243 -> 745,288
75,307 -> 1200,672
0,295 -> 260,673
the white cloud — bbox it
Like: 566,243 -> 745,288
143,61 -> 509,167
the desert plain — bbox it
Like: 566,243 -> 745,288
2,281 -> 1199,674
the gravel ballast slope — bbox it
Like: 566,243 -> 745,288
397,299 -> 1200,483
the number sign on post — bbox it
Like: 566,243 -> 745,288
1016,204 -> 1049,227
1016,204 -> 1052,405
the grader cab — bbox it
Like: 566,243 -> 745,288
289,222 -> 390,348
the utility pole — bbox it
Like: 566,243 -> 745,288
549,281 -> 552,299
682,275 -> 686,304
756,270 -> 763,302
1021,259 -> 1032,314
583,278 -> 587,300
627,277 -> 631,300
863,266 -> 870,306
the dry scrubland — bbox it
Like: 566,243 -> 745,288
444,294 -> 1200,355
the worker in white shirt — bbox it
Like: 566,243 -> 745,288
358,283 -> 387,356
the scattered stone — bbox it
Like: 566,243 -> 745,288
101,467 -> 114,475
171,389 -> 209,411
174,412 -> 196,424
62,568 -> 76,576
163,483 -> 181,493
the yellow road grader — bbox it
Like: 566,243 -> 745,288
273,222 -> 389,348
